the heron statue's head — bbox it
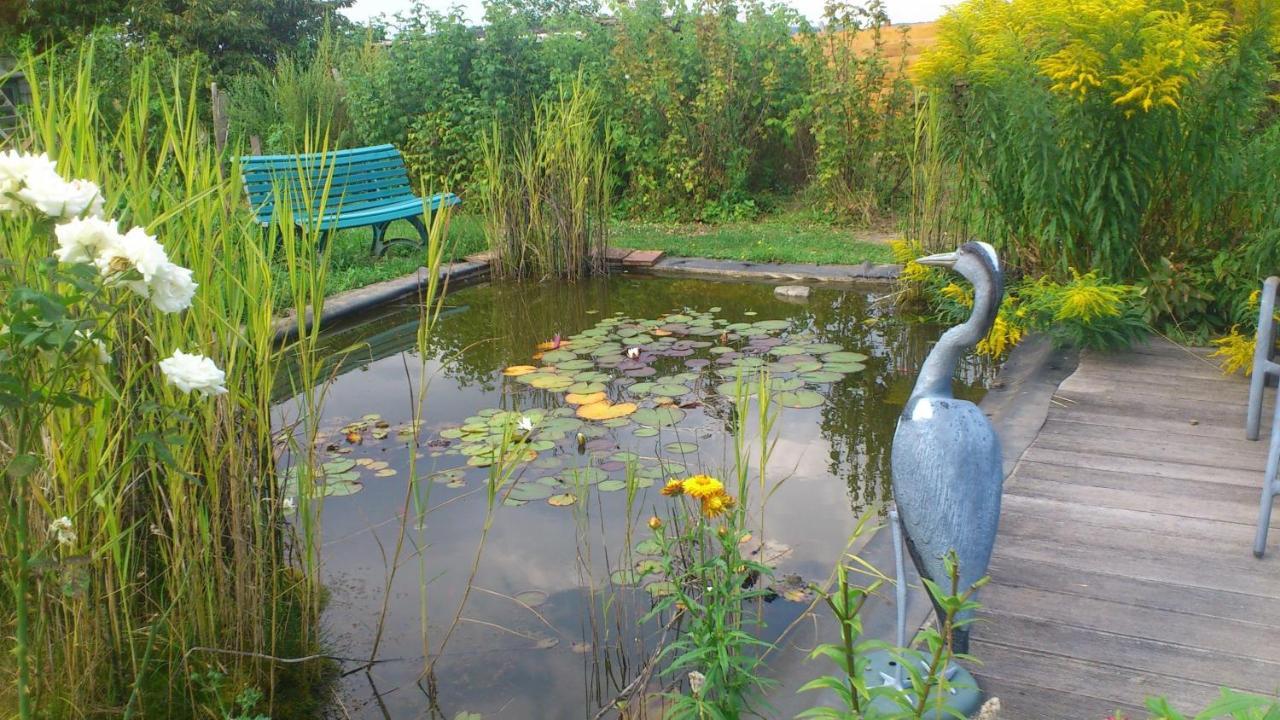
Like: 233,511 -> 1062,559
917,241 -> 1003,328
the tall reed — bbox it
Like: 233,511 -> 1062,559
479,74 -> 610,281
0,45 -> 345,717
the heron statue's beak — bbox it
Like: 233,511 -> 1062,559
916,251 -> 959,268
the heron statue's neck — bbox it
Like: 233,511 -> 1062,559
909,272 -> 1000,404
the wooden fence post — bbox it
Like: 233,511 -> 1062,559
210,82 -> 229,153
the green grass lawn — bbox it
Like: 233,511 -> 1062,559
272,212 -> 897,310
611,215 -> 896,266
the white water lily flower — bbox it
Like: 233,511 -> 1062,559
160,350 -> 227,396
148,261 -> 197,313
16,166 -> 104,219
48,516 -> 76,546
53,216 -> 122,265
282,497 -> 297,512
517,415 -> 535,434
0,150 -> 57,212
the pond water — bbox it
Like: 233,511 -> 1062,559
273,274 -> 991,719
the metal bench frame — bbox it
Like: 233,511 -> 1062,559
240,144 -> 459,256
1248,276 -> 1280,557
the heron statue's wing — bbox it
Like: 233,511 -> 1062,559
891,396 -> 1004,597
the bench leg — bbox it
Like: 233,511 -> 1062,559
408,214 -> 430,249
1255,397 -> 1280,558
369,221 -> 391,257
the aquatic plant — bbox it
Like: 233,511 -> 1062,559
0,45 -> 368,717
479,73 -> 611,281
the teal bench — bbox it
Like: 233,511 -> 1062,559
240,144 -> 460,256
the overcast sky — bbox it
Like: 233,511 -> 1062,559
342,0 -> 953,26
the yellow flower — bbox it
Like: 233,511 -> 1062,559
977,312 -> 1025,358
681,475 -> 724,500
1210,328 -> 1256,376
648,516 -> 663,530
661,479 -> 685,497
701,493 -> 731,519
940,282 -> 973,308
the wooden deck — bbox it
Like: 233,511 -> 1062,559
971,339 -> 1280,719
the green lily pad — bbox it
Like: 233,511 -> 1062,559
633,427 -> 659,437
429,468 -> 466,484
822,351 -> 868,363
771,377 -> 805,391
803,343 -> 844,354
503,498 -> 527,507
557,358 -> 595,371
769,345 -> 806,357
610,569 -> 640,586
800,370 -> 845,383
752,319 -> 790,330
731,357 -> 766,368
531,375 -> 574,391
645,581 -> 677,598
568,381 -> 607,394
322,477 -> 363,497
777,389 -> 825,409
650,383 -> 691,396
664,442 -> 698,454
823,362 -> 866,374
321,459 -> 356,474
603,417 -> 631,428
597,479 -> 627,492
635,538 -> 662,555
717,380 -> 759,397
633,407 -> 686,427
610,451 -> 640,462
541,349 -> 577,363
509,483 -> 554,501
635,558 -> 664,577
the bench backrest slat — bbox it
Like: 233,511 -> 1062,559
240,144 -> 416,224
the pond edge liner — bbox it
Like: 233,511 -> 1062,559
762,333 -> 1080,715
636,256 -> 901,283
270,260 -> 490,344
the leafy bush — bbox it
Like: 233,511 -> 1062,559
913,0 -> 1280,339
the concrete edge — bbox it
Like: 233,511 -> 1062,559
270,260 -> 490,343
643,256 -> 901,283
764,334 -> 1079,715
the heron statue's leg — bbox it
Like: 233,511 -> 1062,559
890,506 -> 906,687
1254,397 -> 1280,558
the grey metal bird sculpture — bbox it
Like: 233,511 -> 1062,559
892,241 -> 1004,655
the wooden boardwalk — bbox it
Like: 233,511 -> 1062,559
971,339 -> 1280,719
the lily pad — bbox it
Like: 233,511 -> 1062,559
531,375 -> 575,391
577,401 -> 638,421
822,362 -> 865,374
777,389 -> 825,409
597,479 -> 627,492
664,442 -> 699,454
799,370 -> 845,383
650,383 -> 691,397
633,427 -> 659,438
770,377 -> 805,392
547,493 -> 578,507
822,351 -> 868,363
502,365 -> 538,377
803,343 -> 844,354
633,407 -> 686,427
635,538 -> 662,555
644,581 -> 677,598
509,483 -> 554,501
557,358 -> 595,371
321,459 -> 356,474
610,569 -> 640,586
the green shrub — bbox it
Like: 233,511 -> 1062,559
912,0 -> 1280,339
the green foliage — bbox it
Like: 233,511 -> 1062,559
913,0 -> 1280,337
226,29 -> 356,153
796,0 -> 915,222
479,74 -> 610,280
1144,688 -> 1280,719
799,549 -> 986,719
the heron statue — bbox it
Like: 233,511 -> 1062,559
892,240 -> 1004,655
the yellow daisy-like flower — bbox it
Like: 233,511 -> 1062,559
700,492 -> 731,519
661,479 -> 685,497
681,475 -> 724,500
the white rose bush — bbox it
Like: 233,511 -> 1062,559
0,150 -> 228,717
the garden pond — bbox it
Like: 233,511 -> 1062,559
272,274 -> 992,718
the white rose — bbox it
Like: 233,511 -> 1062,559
160,349 -> 227,396
48,516 -> 76,546
16,166 -> 104,219
53,216 -> 122,265
96,226 -> 169,297
148,261 -> 197,313
0,151 -> 57,212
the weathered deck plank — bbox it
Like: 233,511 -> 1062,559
971,338 -> 1280,718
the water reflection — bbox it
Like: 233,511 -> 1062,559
275,275 -> 991,718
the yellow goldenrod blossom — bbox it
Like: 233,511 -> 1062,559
1210,328 -> 1256,376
